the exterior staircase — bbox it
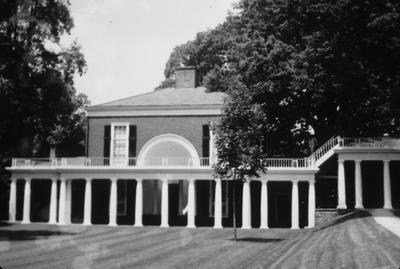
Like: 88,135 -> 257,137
309,136 -> 340,167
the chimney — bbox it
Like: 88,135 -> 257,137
175,66 -> 198,88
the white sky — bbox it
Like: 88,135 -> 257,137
64,0 -> 236,105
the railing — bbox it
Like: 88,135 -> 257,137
263,158 -> 312,168
11,157 -> 210,168
10,137 -> 400,169
309,136 -> 340,164
339,137 -> 400,149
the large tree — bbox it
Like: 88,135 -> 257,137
159,0 -> 400,156
0,0 -> 88,162
0,0 -> 88,217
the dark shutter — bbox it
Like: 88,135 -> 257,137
129,125 -> 137,157
202,124 -> 210,157
103,125 -> 111,158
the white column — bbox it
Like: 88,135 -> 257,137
161,179 -> 169,227
109,178 -> 118,226
308,181 -> 316,228
187,179 -> 196,228
214,178 -> 223,228
22,178 -> 31,224
337,160 -> 347,209
58,178 -> 67,225
135,179 -> 143,227
83,178 -> 92,225
383,160 -> 392,209
291,180 -> 299,229
242,179 -> 251,229
354,160 -> 363,209
260,180 -> 269,229
65,180 -> 72,224
9,178 -> 17,222
49,178 -> 58,224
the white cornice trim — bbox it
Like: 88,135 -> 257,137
87,108 -> 222,117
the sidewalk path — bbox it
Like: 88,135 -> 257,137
371,210 -> 400,238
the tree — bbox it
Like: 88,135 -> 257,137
0,0 -> 87,218
160,0 -> 400,156
0,0 -> 87,159
213,80 -> 268,240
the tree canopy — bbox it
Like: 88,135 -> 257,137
0,0 -> 88,165
159,0 -> 400,157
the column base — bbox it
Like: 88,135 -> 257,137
83,222 -> 92,226
160,224 -> 169,228
48,221 -> 57,225
241,225 -> 251,229
213,225 -> 223,229
260,225 -> 269,229
186,224 -> 196,228
355,205 -> 364,209
134,223 -> 143,227
337,205 -> 347,209
21,220 -> 31,224
384,205 -> 393,210
108,223 -> 117,227
291,226 -> 300,229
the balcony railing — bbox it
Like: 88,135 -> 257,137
10,137 -> 400,170
262,158 -> 312,168
11,157 -> 211,168
339,137 -> 400,149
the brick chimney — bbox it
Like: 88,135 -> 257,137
175,66 -> 198,88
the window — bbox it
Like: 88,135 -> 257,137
111,123 -> 129,165
202,124 -> 210,158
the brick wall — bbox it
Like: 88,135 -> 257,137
87,115 -> 219,157
315,209 -> 338,225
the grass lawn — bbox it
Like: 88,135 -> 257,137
0,211 -> 399,269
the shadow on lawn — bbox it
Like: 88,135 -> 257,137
231,237 -> 283,243
313,210 -> 371,232
0,229 -> 74,241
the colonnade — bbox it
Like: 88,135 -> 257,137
337,159 -> 393,209
8,178 -> 316,229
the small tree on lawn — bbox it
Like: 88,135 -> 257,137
213,80 -> 268,241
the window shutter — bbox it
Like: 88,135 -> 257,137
104,125 -> 111,158
202,124 -> 210,157
129,125 -> 137,157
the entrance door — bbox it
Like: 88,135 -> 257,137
269,182 -> 291,228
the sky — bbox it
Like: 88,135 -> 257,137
63,0 -> 236,105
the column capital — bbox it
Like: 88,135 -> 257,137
25,178 -> 32,182
136,178 -> 143,182
338,159 -> 345,164
291,179 -> 299,184
354,159 -> 362,164
383,159 -> 391,164
214,178 -> 222,183
243,178 -> 252,183
309,180 -> 315,184
110,178 -> 118,182
260,179 -> 268,183
187,178 -> 196,182
10,177 -> 17,182
85,178 -> 92,182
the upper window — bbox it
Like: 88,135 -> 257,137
111,123 -> 129,164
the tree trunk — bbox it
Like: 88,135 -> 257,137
232,168 -> 237,242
